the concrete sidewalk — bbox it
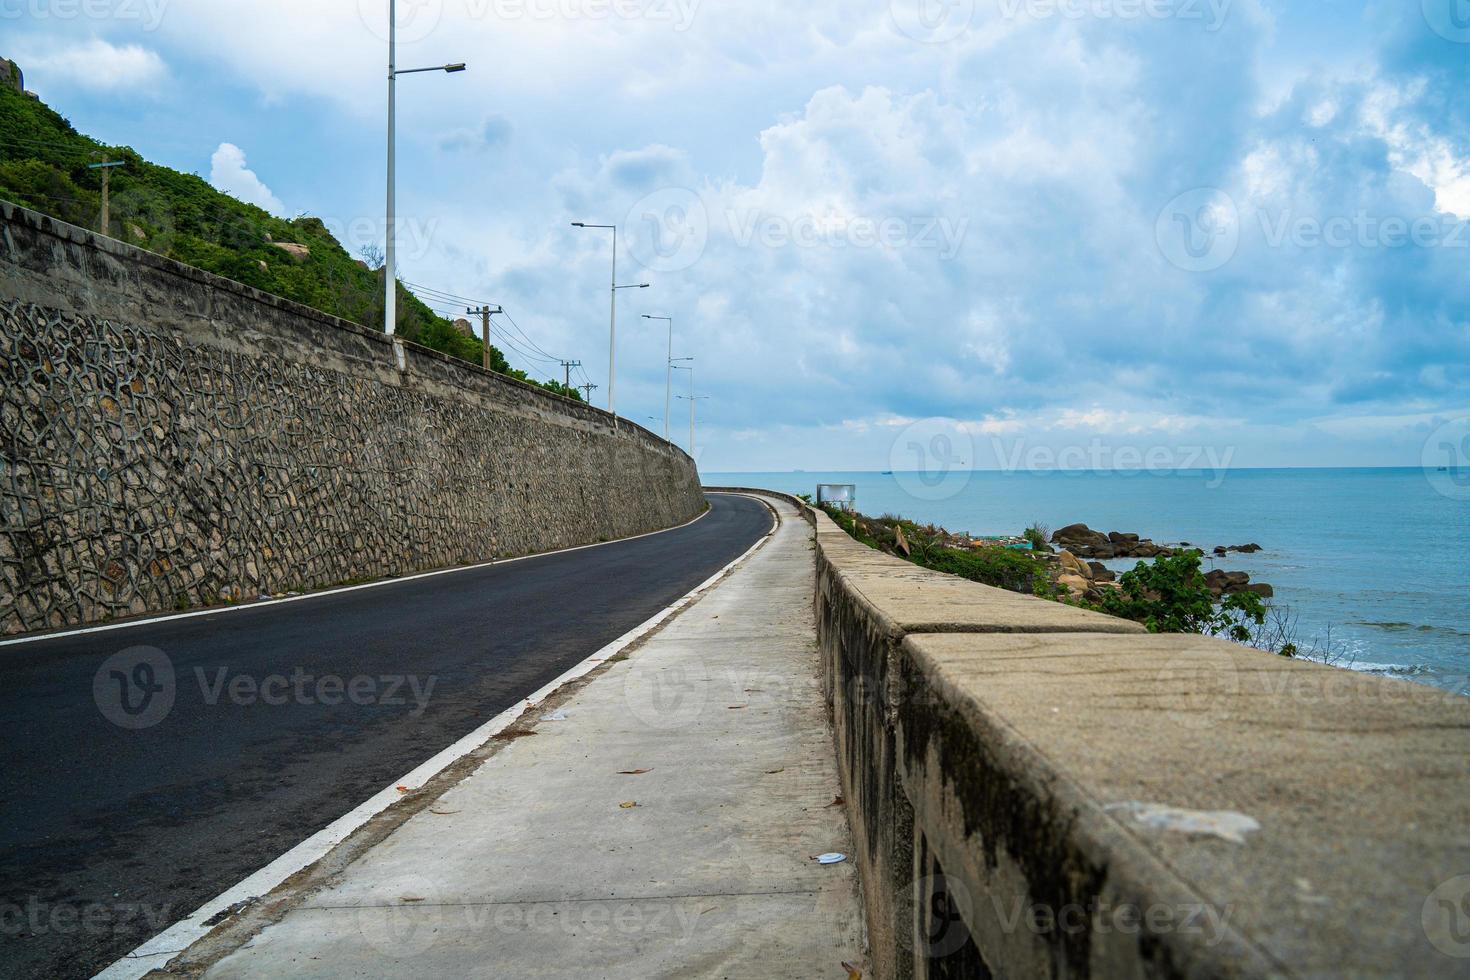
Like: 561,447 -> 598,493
186,494 -> 867,978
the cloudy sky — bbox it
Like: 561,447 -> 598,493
6,0 -> 1469,472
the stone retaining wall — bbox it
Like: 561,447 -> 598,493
1,202 -> 704,635
713,487 -> 1470,978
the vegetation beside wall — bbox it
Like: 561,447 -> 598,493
818,505 -> 1058,597
819,503 -> 1271,642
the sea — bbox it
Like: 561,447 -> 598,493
711,468 -> 1470,695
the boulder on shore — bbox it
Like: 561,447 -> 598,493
1057,573 -> 1090,598
1203,568 -> 1273,599
1053,523 -> 1178,559
1052,524 -> 1114,558
1058,550 -> 1092,579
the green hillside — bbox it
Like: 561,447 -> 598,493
0,67 -> 580,401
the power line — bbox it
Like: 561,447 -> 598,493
402,280 -> 571,373
496,307 -> 561,363
403,280 -> 564,365
418,304 -> 564,385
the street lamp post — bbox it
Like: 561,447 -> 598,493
384,0 -> 465,339
673,362 -> 708,455
572,222 -> 647,416
668,353 -> 692,447
642,314 -> 674,441
669,351 -> 693,414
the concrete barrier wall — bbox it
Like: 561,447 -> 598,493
781,498 -> 1470,978
0,202 -> 705,635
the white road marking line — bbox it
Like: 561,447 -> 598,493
91,495 -> 778,980
3,500 -> 729,648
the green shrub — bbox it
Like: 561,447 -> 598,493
1088,550 -> 1266,641
923,545 -> 1057,597
820,504 -> 1055,596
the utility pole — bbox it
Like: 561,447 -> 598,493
560,360 -> 582,391
87,159 -> 125,236
578,382 -> 598,402
467,305 -> 504,371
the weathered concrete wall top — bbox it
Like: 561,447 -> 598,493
1,202 -> 704,635
737,490 -> 1470,979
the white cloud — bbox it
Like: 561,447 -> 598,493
19,39 -> 167,92
209,144 -> 285,215
12,1 -> 1464,469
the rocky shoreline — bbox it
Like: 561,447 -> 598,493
1044,522 -> 1274,602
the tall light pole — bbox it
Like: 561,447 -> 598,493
642,314 -> 674,441
673,362 -> 708,455
669,352 -> 693,440
385,0 -> 465,338
572,222 -> 648,415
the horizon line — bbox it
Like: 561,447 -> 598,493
705,464 -> 1444,474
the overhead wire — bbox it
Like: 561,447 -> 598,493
402,279 -> 569,374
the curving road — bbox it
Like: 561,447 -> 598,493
0,493 -> 773,980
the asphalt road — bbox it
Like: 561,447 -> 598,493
0,493 -> 772,980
